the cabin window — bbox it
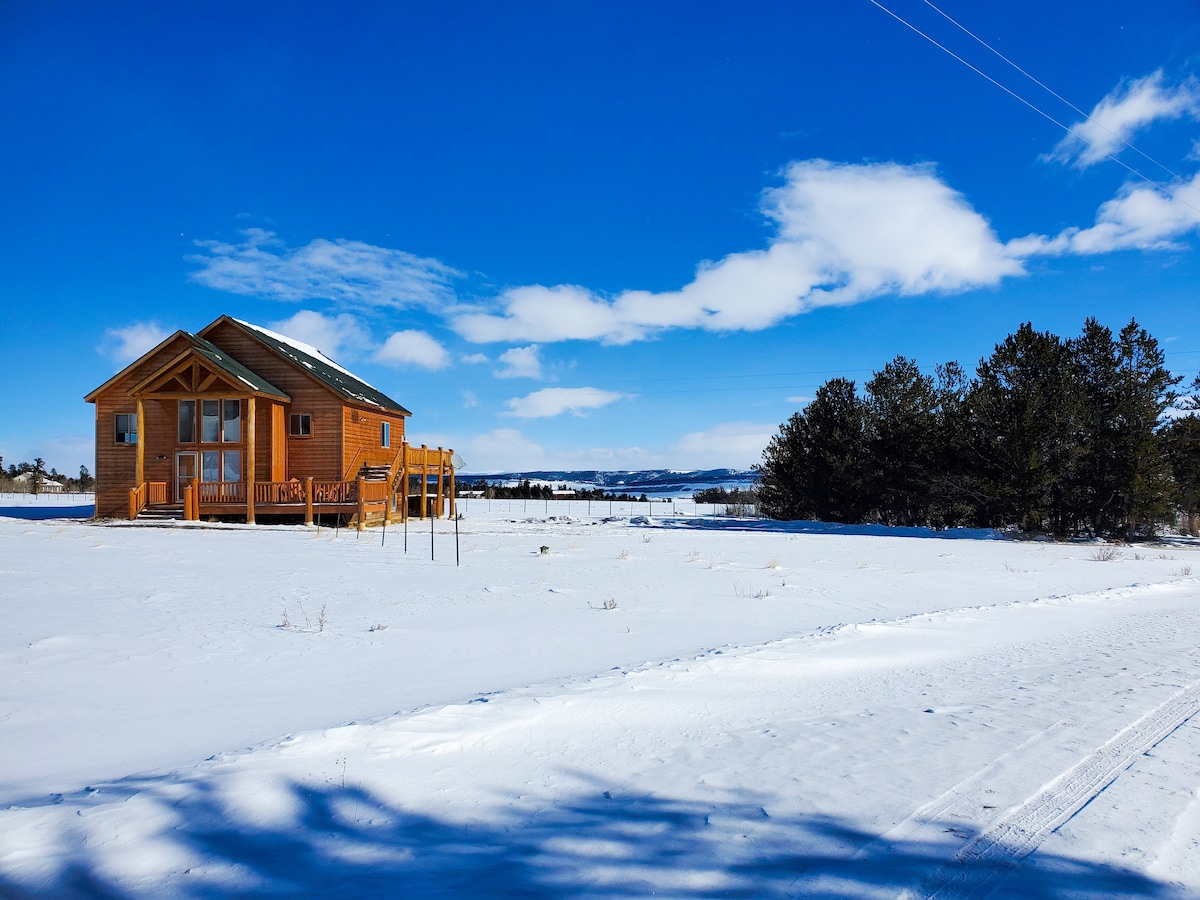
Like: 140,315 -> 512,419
222,451 -> 241,483
201,450 -> 241,484
201,451 -> 220,483
381,421 -> 390,448
289,413 -> 312,437
178,400 -> 196,442
202,400 -> 220,442
222,400 -> 241,442
114,413 -> 137,444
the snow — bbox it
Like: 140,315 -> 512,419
1,502 -> 1199,897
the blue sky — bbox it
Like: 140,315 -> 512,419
3,1 -> 1199,475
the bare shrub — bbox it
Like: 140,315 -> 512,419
1091,546 -> 1122,562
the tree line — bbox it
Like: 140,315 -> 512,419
756,318 -> 1200,538
0,457 -> 94,493
463,479 -> 650,503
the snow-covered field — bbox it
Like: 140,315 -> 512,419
2,500 -> 1199,898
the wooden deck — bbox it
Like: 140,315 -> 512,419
126,444 -> 456,528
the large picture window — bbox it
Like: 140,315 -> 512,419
187,398 -> 241,443
115,413 -> 137,444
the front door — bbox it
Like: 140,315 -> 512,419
176,452 -> 198,502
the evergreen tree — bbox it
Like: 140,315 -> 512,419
863,357 -> 939,526
757,378 -> 869,522
968,324 -> 1077,533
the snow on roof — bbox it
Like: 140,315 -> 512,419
234,319 -> 376,389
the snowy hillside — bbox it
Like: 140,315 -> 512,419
457,468 -> 757,496
1,503 -> 1199,897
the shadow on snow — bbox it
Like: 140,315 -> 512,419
0,504 -> 94,521
0,775 -> 1171,899
661,517 -> 1004,541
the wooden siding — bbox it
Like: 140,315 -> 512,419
202,320 -> 349,480
341,407 -> 408,477
92,334 -> 198,518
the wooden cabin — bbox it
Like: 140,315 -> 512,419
85,315 -> 455,526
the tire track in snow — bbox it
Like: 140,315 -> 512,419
904,677 -> 1200,900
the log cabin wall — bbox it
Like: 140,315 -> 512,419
91,334 -> 198,518
341,406 -> 408,476
201,320 -> 345,480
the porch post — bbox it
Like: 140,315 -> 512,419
448,448 -> 456,519
245,396 -> 256,524
183,483 -> 194,521
135,397 -> 145,487
436,446 -> 445,519
305,477 -> 313,526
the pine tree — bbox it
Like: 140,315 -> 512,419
863,357 -> 939,526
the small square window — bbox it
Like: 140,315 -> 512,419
381,421 -> 390,448
289,413 -> 312,437
115,413 -> 137,444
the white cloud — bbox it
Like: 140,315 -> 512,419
461,352 -> 489,365
669,421 -> 777,470
101,322 -> 171,363
373,330 -> 450,370
1050,71 -> 1200,169
494,344 -> 542,379
267,310 -> 370,361
1012,171 -> 1200,256
461,390 -> 479,408
460,428 -> 546,472
453,161 -> 1021,344
189,228 -> 461,310
503,387 -> 626,419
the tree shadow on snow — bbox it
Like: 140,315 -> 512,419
0,775 -> 1174,899
663,517 -> 1004,541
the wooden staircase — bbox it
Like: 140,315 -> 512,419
136,504 -> 185,522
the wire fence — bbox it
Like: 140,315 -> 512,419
453,496 -> 758,520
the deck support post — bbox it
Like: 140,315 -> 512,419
183,483 -> 194,521
448,448 -> 456,519
357,474 -> 366,532
419,444 -> 428,520
436,446 -> 445,519
305,477 -> 313,525
191,478 -> 200,521
400,441 -> 409,523
129,487 -> 137,521
245,396 -> 256,524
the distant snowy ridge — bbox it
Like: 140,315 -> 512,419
455,468 -> 757,496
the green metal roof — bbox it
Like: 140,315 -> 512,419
230,319 -> 411,414
189,334 -> 290,400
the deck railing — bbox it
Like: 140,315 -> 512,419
148,482 -> 167,505
198,481 -> 246,503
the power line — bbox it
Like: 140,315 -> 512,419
921,0 -> 1197,190
866,0 -> 1200,219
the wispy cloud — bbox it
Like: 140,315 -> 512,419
494,345 -> 542,379
504,387 -> 626,418
189,228 -> 461,310
374,330 -> 451,370
453,160 -> 1022,344
1011,171 -> 1200,256
101,321 -> 171,362
267,310 -> 371,361
1049,71 -> 1200,169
